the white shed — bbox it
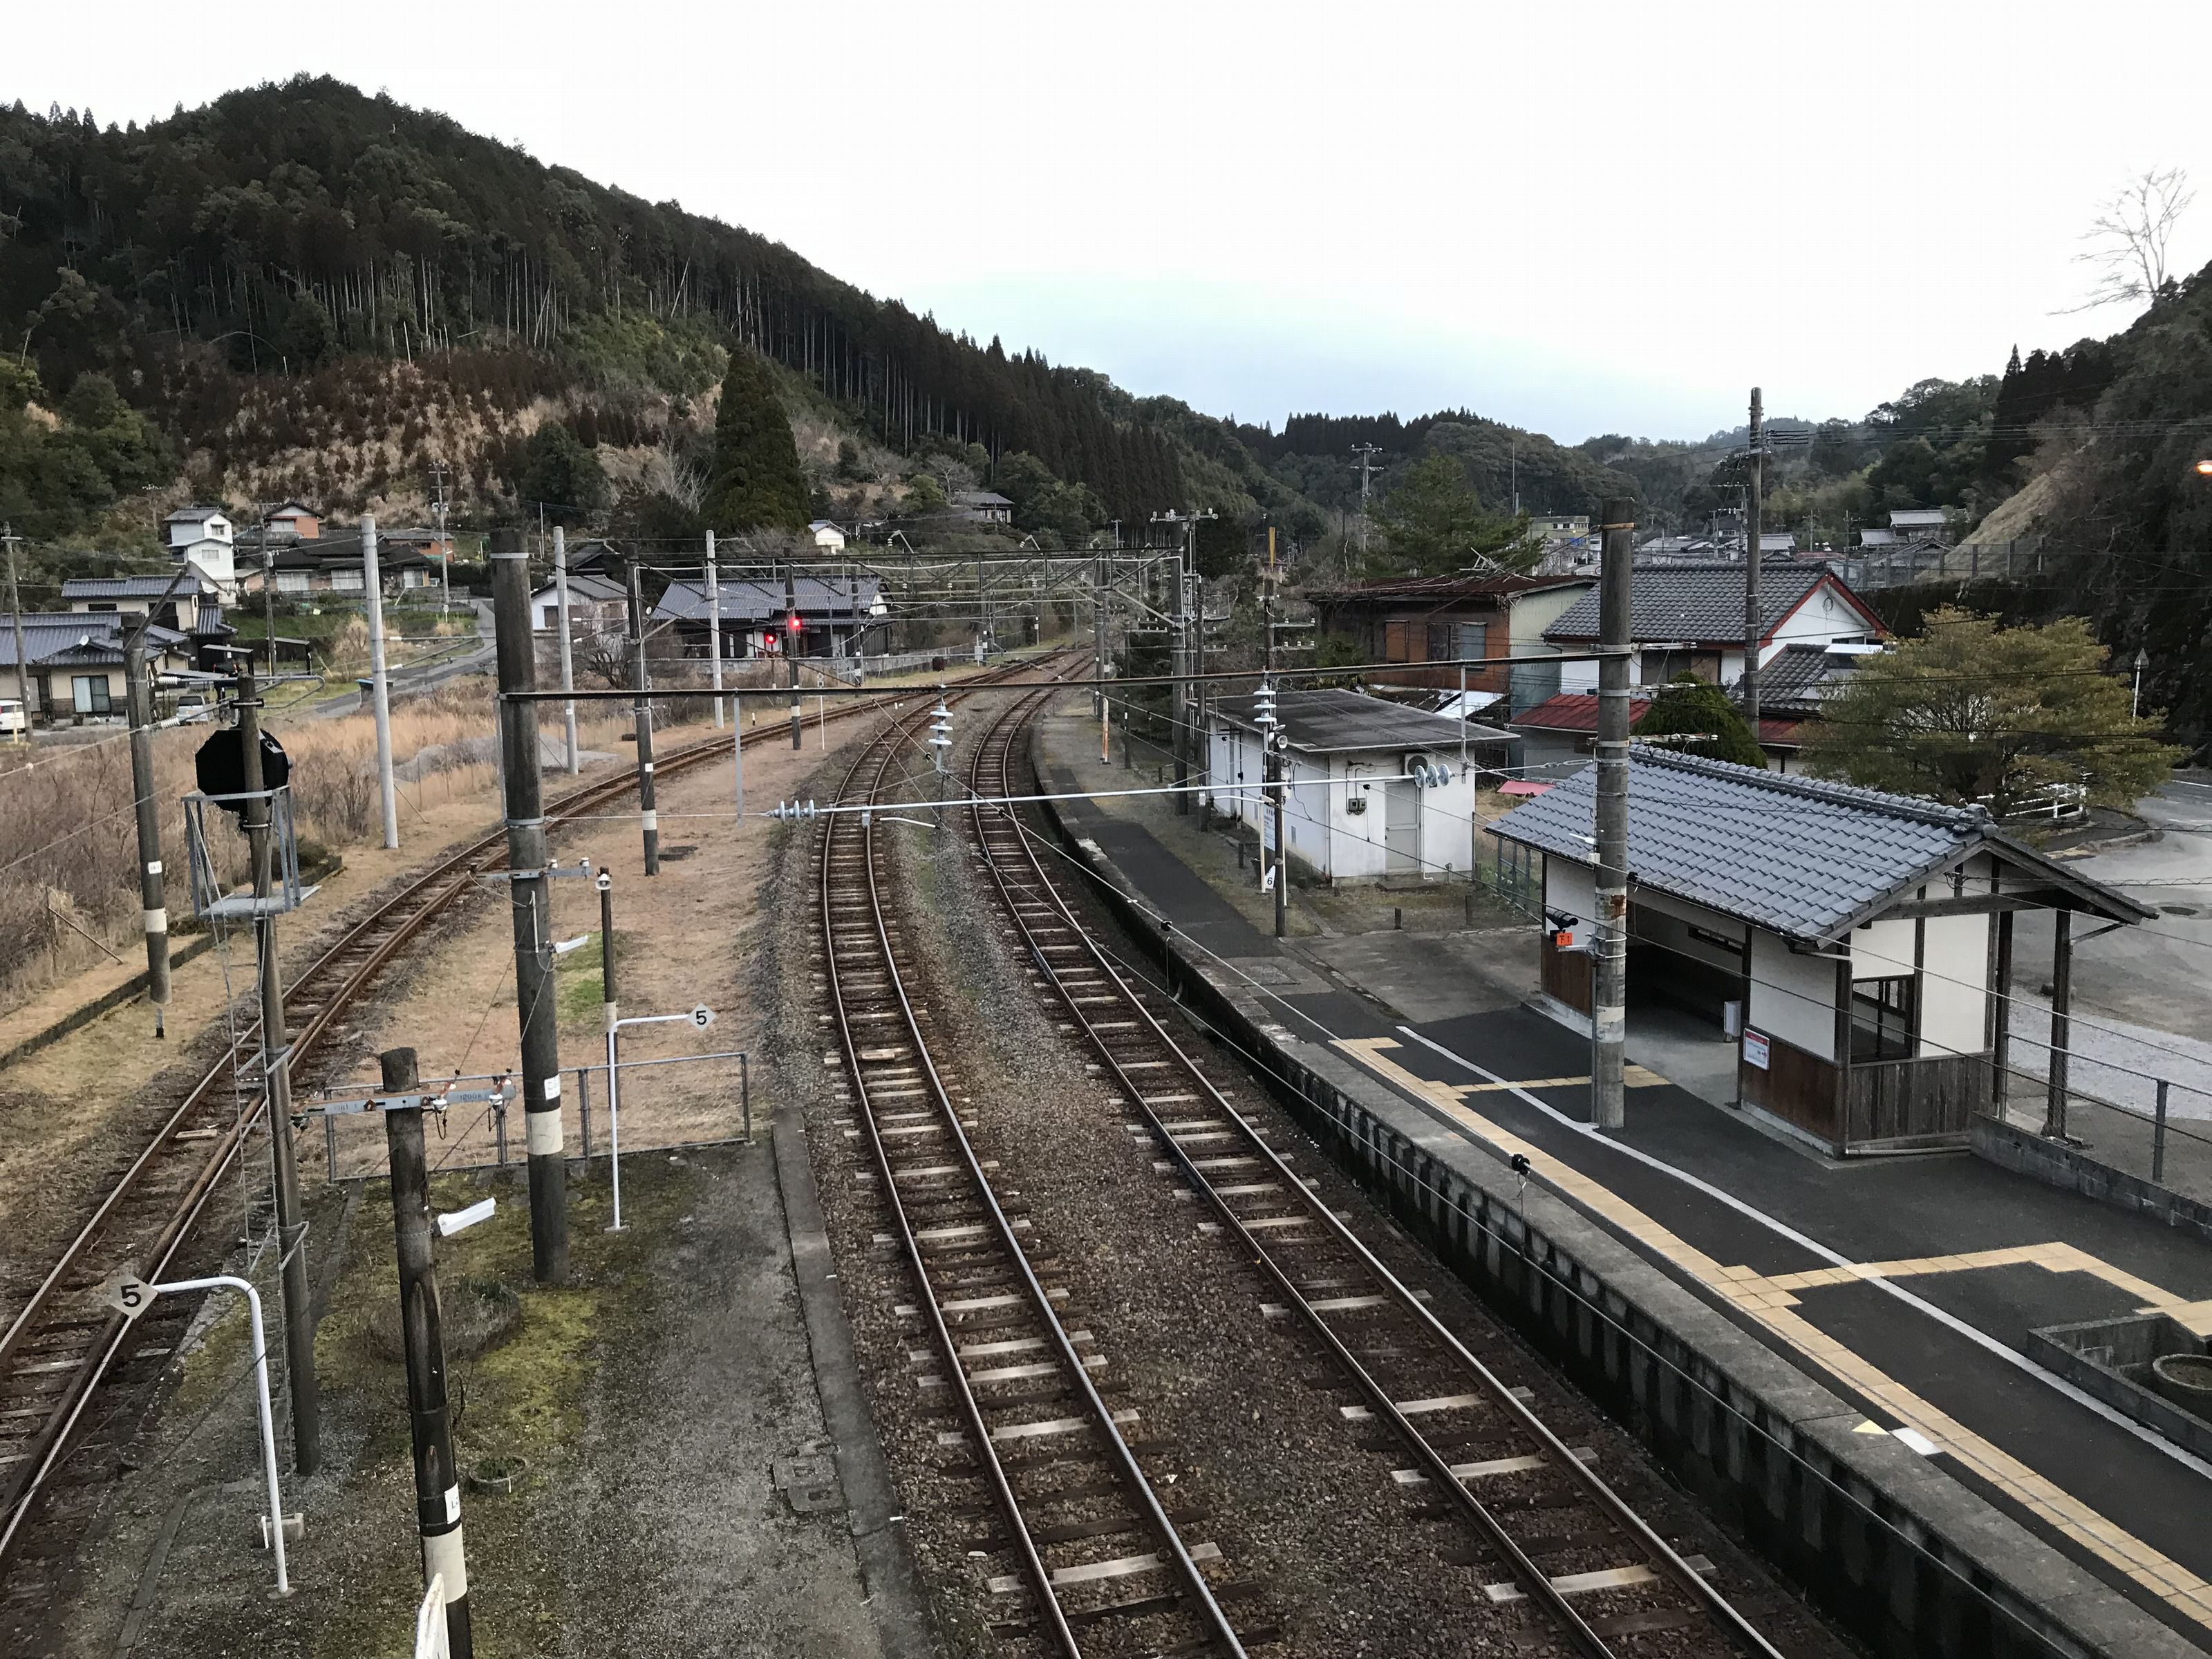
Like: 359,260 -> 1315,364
809,519 -> 847,552
1205,688 -> 1511,885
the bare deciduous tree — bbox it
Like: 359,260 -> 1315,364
2061,166 -> 2193,314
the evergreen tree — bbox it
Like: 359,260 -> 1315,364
1633,676 -> 1766,768
1367,456 -> 1537,576
1799,609 -> 2181,814
517,420 -> 608,526
707,351 -> 808,532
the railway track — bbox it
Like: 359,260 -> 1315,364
962,683 -> 1787,1659
819,668 -> 1268,1656
0,662 -> 1027,1624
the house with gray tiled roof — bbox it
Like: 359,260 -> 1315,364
1490,749 -> 2149,1155
1,613 -> 194,726
1546,563 -> 1882,695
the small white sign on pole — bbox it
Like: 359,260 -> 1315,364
1743,1029 -> 1771,1071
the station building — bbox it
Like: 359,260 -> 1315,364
1491,749 -> 2150,1155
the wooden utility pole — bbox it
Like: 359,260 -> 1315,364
235,655 -> 321,1469
1591,497 -> 1635,1132
489,530 -> 569,1282
1743,388 -> 1765,727
627,561 -> 659,876
380,1046 -> 473,1659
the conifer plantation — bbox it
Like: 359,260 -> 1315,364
708,353 -> 809,532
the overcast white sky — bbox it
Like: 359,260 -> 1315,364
15,1 -> 2212,442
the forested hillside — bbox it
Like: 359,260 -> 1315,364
0,79 -> 1190,536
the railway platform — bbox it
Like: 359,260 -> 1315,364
1035,706 -> 2212,1656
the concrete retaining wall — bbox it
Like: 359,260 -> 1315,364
1972,1115 -> 2212,1248
1036,765 -> 2203,1659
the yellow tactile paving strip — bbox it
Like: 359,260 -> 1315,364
1331,1036 -> 2212,1631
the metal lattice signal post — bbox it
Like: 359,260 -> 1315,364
231,655 -> 323,1472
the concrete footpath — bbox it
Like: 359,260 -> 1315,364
1034,706 -> 2212,1656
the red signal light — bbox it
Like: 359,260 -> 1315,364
786,612 -> 802,634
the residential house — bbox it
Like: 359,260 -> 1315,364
0,613 -> 194,724
261,500 -> 322,541
1307,572 -> 1595,715
653,574 -> 888,659
238,530 -> 438,597
163,505 -> 238,595
1636,535 -> 1715,563
1490,750 -> 2149,1154
809,520 -> 848,552
1888,509 -> 1951,545
1547,563 -> 1882,693
1511,641 -> 1880,777
62,573 -> 236,671
529,571 -> 629,634
953,490 -> 1015,525
1205,688 -> 1512,885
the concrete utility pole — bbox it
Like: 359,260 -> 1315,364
1743,388 -> 1765,727
362,514 -> 399,849
783,561 -> 803,751
627,561 -> 659,877
431,463 -> 452,621
379,1046 -> 473,1659
1091,552 -> 1105,719
489,530 -> 569,1283
2043,910 -> 2074,1139
262,535 -> 278,676
705,531 -> 724,730
553,527 -> 579,776
1591,497 -> 1635,1132
124,641 -> 171,1035
234,655 -> 321,1471
1351,444 -> 1382,571
6,523 -> 35,734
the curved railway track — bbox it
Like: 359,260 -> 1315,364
962,683 -> 1787,1659
820,665 -> 1264,1656
0,664 -> 1029,1615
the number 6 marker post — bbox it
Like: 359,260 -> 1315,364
100,1266 -> 291,1596
603,1003 -> 714,1232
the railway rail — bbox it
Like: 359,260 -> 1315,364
0,661 -> 1022,1622
962,682 -> 1787,1659
819,664 -> 1266,1656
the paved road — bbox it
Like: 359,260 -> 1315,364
306,598 -> 495,719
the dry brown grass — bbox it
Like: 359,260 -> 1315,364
0,680 -> 642,1011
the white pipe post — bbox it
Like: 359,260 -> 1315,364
733,692 -> 744,822
362,514 -> 399,849
554,527 -> 579,775
706,532 -> 724,729
604,1024 -> 625,1233
157,1275 -> 290,1596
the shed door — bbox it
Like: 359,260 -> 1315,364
1383,781 -> 1419,875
